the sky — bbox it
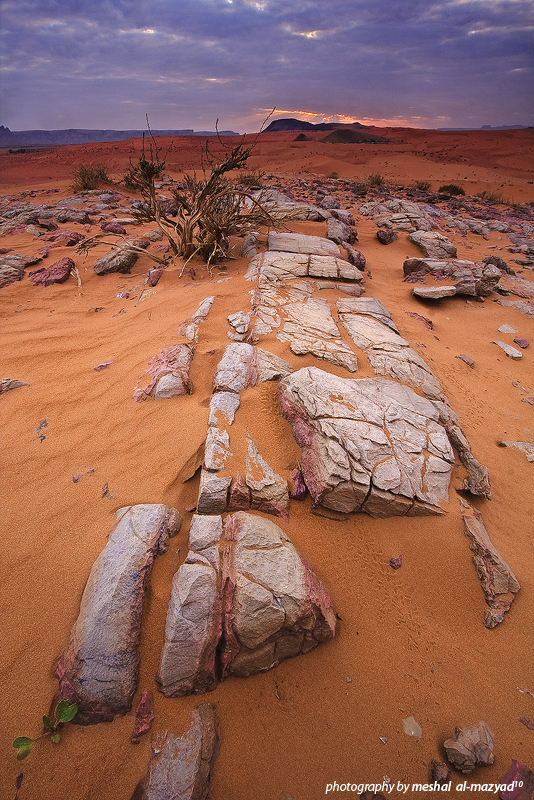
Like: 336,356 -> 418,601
0,0 -> 533,132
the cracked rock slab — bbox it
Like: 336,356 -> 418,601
279,367 -> 454,518
277,297 -> 359,372
227,437 -> 289,520
246,251 -> 363,286
460,499 -> 520,628
408,231 -> 457,258
56,504 -> 182,724
212,343 -> 293,393
404,258 -> 501,297
138,704 -> 220,800
157,512 -> 335,696
268,231 -> 341,257
197,469 -> 231,515
337,298 -> 443,400
133,344 -> 195,401
94,238 -> 149,275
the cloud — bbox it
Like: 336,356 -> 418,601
0,0 -> 532,130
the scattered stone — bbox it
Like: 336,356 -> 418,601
268,231 -> 340,257
227,310 -> 251,341
408,231 -> 457,259
443,720 -> 495,773
413,285 -> 458,300
137,704 -> 220,800
319,195 -> 341,210
326,217 -> 357,246
498,324 -> 518,334
0,378 -> 29,395
0,263 -> 25,288
377,229 -> 398,245
133,344 -> 195,401
405,258 -> 501,297
406,311 -> 433,329
514,337 -> 529,348
142,229 -> 163,241
279,367 -> 454,518
101,220 -> 126,235
29,257 -> 74,286
131,691 -> 154,744
147,267 -> 163,286
460,499 -> 520,628
56,504 -> 182,724
390,556 -> 402,570
157,511 -> 335,695
277,297 -> 359,372
498,760 -> 534,800
54,208 -> 90,225
179,296 -> 215,342
430,761 -> 451,786
483,254 -> 515,275
197,469 -> 232,515
242,232 -> 259,258
94,238 -> 149,275
456,354 -> 475,369
343,243 -> 366,270
492,340 -> 523,360
498,441 -> 534,462
402,716 -> 422,737
519,716 -> 534,732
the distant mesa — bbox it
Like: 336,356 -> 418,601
0,125 -> 239,147
263,117 -> 366,133
322,129 -> 389,144
438,124 -> 530,131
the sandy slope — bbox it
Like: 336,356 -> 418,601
1,129 -> 533,800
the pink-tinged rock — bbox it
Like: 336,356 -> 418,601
344,243 -> 366,270
456,354 -> 475,369
156,512 -> 335,696
157,516 -> 223,698
444,720 -> 495,773
377,229 -> 398,245
430,760 -> 450,785
406,311 -> 433,330
101,220 -> 127,235
498,760 -> 534,800
289,468 -> 307,500
0,378 -> 29,395
94,360 -> 114,371
227,438 -> 289,520
268,231 -> 340,257
147,267 -> 164,286
327,217 -> 357,246
29,257 -> 75,286
197,469 -> 231,515
47,229 -> 84,246
133,344 -> 194,401
131,691 -> 154,744
54,208 -> 90,225
404,257 -> 501,297
432,400 -> 491,499
56,504 -> 182,724
514,337 -> 529,349
279,367 -> 454,518
390,556 -> 402,570
212,343 -> 292,393
137,704 -> 220,800
460,499 -> 520,628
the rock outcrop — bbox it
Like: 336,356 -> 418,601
137,704 -> 220,800
157,512 -> 335,696
279,367 -> 454,518
56,504 -> 182,724
29,257 -> 74,286
212,343 -> 293,393
179,296 -> 215,342
227,436 -> 290,520
443,720 -> 495,773
460,499 -> 520,628
133,344 -> 195,401
246,251 -> 364,287
408,231 -> 457,259
94,238 -> 149,275
404,258 -> 501,297
268,231 -> 341,257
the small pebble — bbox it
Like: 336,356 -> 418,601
390,556 -> 402,570
514,337 -> 529,349
456,354 -> 475,369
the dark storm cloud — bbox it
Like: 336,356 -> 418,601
0,0 -> 532,130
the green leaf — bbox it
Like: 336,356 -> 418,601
51,733 -> 61,744
13,737 -> 34,748
43,715 -> 52,729
56,702 -> 78,723
15,744 -> 34,761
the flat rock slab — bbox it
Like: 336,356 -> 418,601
157,512 -> 335,696
413,285 -> 458,300
138,704 -> 220,800
29,257 -> 75,286
460,500 -> 520,628
133,344 -> 195,401
337,297 -> 443,400
56,504 -> 182,724
404,258 -> 501,297
246,251 -> 363,286
493,340 -> 523,360
408,231 -> 457,258
499,440 -> 534,462
444,720 -> 495,773
277,297 -> 359,372
212,343 -> 293,393
268,231 -> 341,257
94,238 -> 149,275
279,367 -> 454,518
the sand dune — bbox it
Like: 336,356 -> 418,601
1,127 -> 533,800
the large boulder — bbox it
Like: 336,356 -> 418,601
408,231 -> 457,258
56,504 -> 182,724
137,704 -> 220,800
268,231 -> 341,257
94,238 -> 149,275
404,258 -> 501,297
157,512 -> 335,696
278,367 -> 454,518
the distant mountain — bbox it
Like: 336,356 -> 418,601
322,129 -> 389,144
263,117 -> 366,133
437,124 -> 530,131
0,126 -> 240,146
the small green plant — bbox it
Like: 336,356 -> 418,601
476,190 -> 508,204
438,183 -> 465,196
13,700 -> 78,760
71,164 -> 112,191
414,180 -> 431,192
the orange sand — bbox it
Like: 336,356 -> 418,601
1,128 -> 533,800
